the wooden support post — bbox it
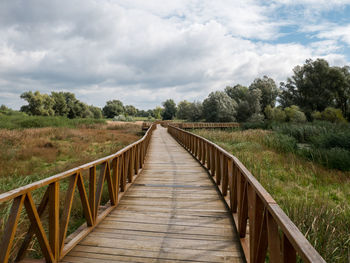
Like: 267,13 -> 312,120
0,195 -> 25,263
60,174 -> 78,253
222,155 -> 228,196
267,211 -> 282,263
25,193 -> 55,262
49,182 -> 60,260
283,234 -> 296,263
89,166 -> 96,222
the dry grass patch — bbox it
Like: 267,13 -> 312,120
0,125 -> 141,192
0,123 -> 143,259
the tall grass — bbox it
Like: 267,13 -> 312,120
193,129 -> 350,262
241,121 -> 350,171
0,123 -> 142,260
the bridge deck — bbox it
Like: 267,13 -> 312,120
62,126 -> 244,263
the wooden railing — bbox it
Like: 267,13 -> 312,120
175,122 -> 239,129
143,121 -> 240,130
0,124 -> 156,263
167,125 -> 325,263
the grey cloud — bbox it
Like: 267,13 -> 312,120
0,0 -> 349,110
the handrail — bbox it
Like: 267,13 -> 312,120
0,124 -> 157,263
167,125 -> 325,263
174,122 -> 240,129
142,121 -> 239,130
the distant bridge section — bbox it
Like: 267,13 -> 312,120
142,121 -> 239,130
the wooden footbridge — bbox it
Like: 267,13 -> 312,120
0,124 -> 325,263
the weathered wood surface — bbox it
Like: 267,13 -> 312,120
62,125 -> 244,263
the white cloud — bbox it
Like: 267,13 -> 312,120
0,0 -> 349,109
317,24 -> 350,45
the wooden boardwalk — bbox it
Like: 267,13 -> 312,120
62,125 -> 244,263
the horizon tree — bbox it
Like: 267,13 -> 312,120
162,99 -> 177,120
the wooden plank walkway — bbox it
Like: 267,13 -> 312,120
62,125 -> 245,263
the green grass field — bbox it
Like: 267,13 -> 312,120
0,111 -> 106,129
193,128 -> 350,262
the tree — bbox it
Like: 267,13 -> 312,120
249,76 -> 278,111
331,66 -> 350,120
202,91 -> 237,122
57,92 -> 84,119
51,92 -> 69,116
125,105 -> 137,116
225,85 -> 261,122
188,101 -> 203,122
20,91 -> 54,116
153,107 -> 163,119
0,104 -> 9,111
279,59 -> 344,118
88,106 -> 103,119
136,109 -> 149,117
176,100 -> 191,120
162,99 -> 177,120
103,100 -> 124,118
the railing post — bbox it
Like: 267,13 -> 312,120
135,144 -> 140,175
238,175 -> 248,237
89,166 -> 96,222
283,234 -> 296,263
112,157 -> 120,205
267,211 -> 282,263
231,164 -> 238,212
49,182 -> 60,261
128,147 -> 134,183
0,195 -> 25,263
216,149 -> 221,185
210,145 -> 215,176
222,155 -> 228,196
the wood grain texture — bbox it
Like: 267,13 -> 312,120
62,126 -> 244,263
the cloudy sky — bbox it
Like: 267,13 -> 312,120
1,0 -> 350,110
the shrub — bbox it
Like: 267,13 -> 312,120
125,115 -> 134,121
113,114 -> 126,121
248,113 -> 264,122
312,111 -> 322,121
321,107 -> 347,123
273,108 -> 287,122
271,123 -> 328,143
241,121 -> 270,130
307,148 -> 350,171
311,133 -> 350,150
265,106 -> 287,122
285,105 -> 306,123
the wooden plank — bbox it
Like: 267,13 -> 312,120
93,227 -> 234,242
62,125 -> 244,262
97,220 -> 234,237
80,235 -> 241,252
69,246 -> 244,262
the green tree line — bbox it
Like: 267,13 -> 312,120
4,58 -> 349,123
163,58 -> 350,123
